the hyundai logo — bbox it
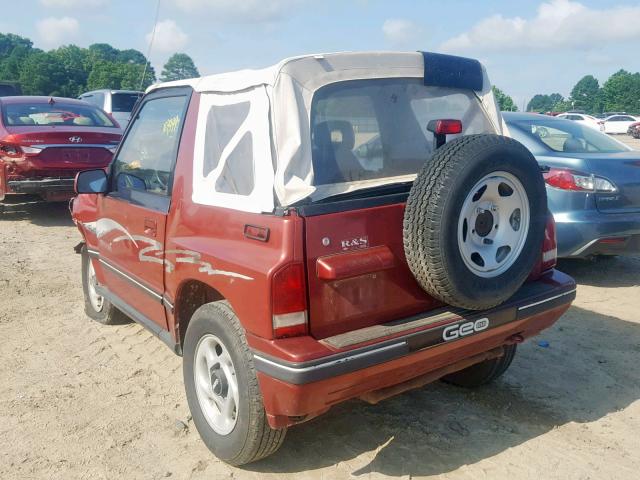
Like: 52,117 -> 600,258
69,136 -> 83,143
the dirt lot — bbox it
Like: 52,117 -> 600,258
1,136 -> 639,480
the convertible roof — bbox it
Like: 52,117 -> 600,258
147,51 -> 503,212
147,51 -> 482,94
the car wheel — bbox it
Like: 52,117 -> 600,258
81,246 -> 129,325
442,344 -> 517,388
183,301 -> 286,466
403,134 -> 547,310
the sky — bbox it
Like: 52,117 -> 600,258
3,0 -> 640,107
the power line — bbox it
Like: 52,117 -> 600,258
139,0 -> 162,91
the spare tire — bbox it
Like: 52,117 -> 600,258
403,134 -> 547,310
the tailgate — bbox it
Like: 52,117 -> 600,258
35,146 -> 113,170
303,200 -> 440,339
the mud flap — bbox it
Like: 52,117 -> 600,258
74,242 -> 85,254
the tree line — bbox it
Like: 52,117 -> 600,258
494,70 -> 640,115
0,32 -> 199,96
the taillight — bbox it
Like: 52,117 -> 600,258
0,144 -> 22,157
0,144 -> 41,157
427,119 -> 463,149
541,213 -> 557,271
428,119 -> 463,135
271,263 -> 308,338
543,168 -> 616,193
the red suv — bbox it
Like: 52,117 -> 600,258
71,52 -> 575,466
0,96 -> 122,204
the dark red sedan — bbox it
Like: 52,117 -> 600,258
627,121 -> 640,139
0,96 -> 123,203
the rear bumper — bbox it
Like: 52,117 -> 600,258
8,177 -> 74,193
554,210 -> 640,257
252,269 -> 575,427
7,178 -> 75,200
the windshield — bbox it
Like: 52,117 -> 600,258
507,117 -> 629,154
310,78 -> 494,186
2,101 -> 116,127
112,93 -> 142,113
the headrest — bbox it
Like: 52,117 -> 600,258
314,120 -> 355,151
563,137 -> 585,153
73,116 -> 92,126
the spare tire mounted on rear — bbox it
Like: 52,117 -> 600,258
403,134 -> 547,311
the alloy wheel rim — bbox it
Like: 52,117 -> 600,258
87,259 -> 104,312
193,334 -> 239,435
457,171 -> 530,278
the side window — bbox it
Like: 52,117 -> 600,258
203,101 -> 254,194
93,92 -> 105,108
192,86 -> 274,213
112,94 -> 189,197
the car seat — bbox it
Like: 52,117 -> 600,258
312,120 -> 363,184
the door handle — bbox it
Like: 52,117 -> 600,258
144,218 -> 157,237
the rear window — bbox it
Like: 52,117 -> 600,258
507,118 -> 629,154
310,78 -> 493,185
112,93 -> 142,113
2,102 -> 115,127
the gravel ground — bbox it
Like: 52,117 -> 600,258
1,136 -> 639,480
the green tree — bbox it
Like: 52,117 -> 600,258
18,51 -> 67,95
0,33 -> 37,82
87,60 -> 155,91
118,62 -> 155,90
0,32 -> 158,96
492,86 -> 518,111
160,53 -> 199,82
601,69 -> 640,113
569,75 -> 601,113
527,93 -> 566,112
0,33 -> 33,59
117,49 -> 147,65
51,45 -> 91,97
87,43 -> 120,62
0,45 -> 33,81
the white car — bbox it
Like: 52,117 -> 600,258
556,113 -> 601,130
601,114 -> 639,134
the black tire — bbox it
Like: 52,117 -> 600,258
403,134 -> 547,310
81,246 -> 129,325
442,345 -> 517,388
183,302 -> 286,466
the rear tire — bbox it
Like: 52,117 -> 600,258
81,246 -> 129,325
442,345 -> 517,388
183,302 -> 286,466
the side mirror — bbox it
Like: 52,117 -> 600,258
75,169 -> 108,194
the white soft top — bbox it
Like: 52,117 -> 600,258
148,52 -> 503,212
